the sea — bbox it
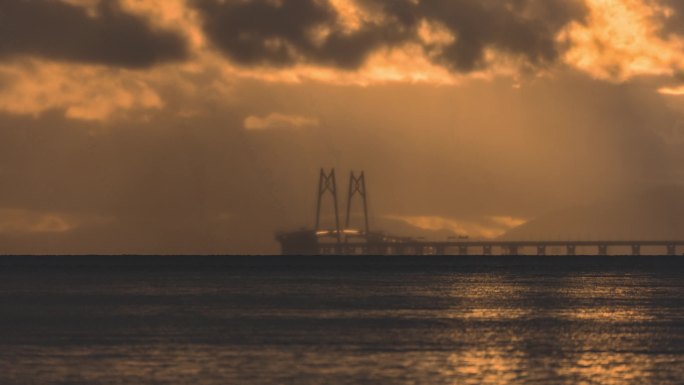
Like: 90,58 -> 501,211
0,256 -> 682,385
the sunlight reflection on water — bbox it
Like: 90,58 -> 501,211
0,259 -> 682,385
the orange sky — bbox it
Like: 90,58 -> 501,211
2,0 -> 684,253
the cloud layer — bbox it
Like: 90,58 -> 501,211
0,0 -> 188,68
244,113 -> 319,130
193,0 -> 587,72
2,0 -> 684,79
4,0 -> 684,123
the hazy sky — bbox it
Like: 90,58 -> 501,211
3,0 -> 684,253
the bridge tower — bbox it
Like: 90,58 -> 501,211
315,168 -> 341,242
345,171 -> 370,235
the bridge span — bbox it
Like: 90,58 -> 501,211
277,229 -> 684,255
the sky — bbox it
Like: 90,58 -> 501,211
3,0 -> 684,253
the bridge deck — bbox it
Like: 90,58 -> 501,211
315,241 -> 684,255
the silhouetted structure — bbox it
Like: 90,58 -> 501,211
315,168 -> 341,242
345,171 -> 369,235
276,229 -> 319,255
277,167 -> 389,254
276,169 -> 684,255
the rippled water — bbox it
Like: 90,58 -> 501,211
0,256 -> 682,385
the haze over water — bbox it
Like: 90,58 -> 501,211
0,256 -> 682,385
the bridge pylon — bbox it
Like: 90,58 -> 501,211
315,168 -> 341,242
345,170 -> 370,235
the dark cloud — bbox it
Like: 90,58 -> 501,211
429,0 -> 585,71
192,0 -> 407,69
359,0 -> 587,71
193,0 -> 585,72
0,0 -> 188,68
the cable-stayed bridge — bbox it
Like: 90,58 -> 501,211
276,169 -> 684,256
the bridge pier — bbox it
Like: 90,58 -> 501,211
508,245 -> 519,255
567,245 -> 576,256
632,245 -> 640,256
598,245 -> 608,256
458,245 -> 468,255
537,246 -> 546,256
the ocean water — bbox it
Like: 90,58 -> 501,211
0,256 -> 682,385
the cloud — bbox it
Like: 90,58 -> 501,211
489,215 -> 528,229
561,0 -> 684,81
658,84 -> 684,95
192,0 -> 407,69
0,0 -> 188,68
244,113 -> 319,130
6,0 -> 684,125
0,59 -> 165,121
192,0 -> 586,73
184,0 -> 684,88
363,0 -> 587,72
386,215 -> 528,239
0,208 -> 107,235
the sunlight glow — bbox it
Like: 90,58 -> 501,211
562,0 -> 684,81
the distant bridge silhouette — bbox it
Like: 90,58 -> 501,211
277,169 -> 684,255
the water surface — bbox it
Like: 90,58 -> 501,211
0,256 -> 682,384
